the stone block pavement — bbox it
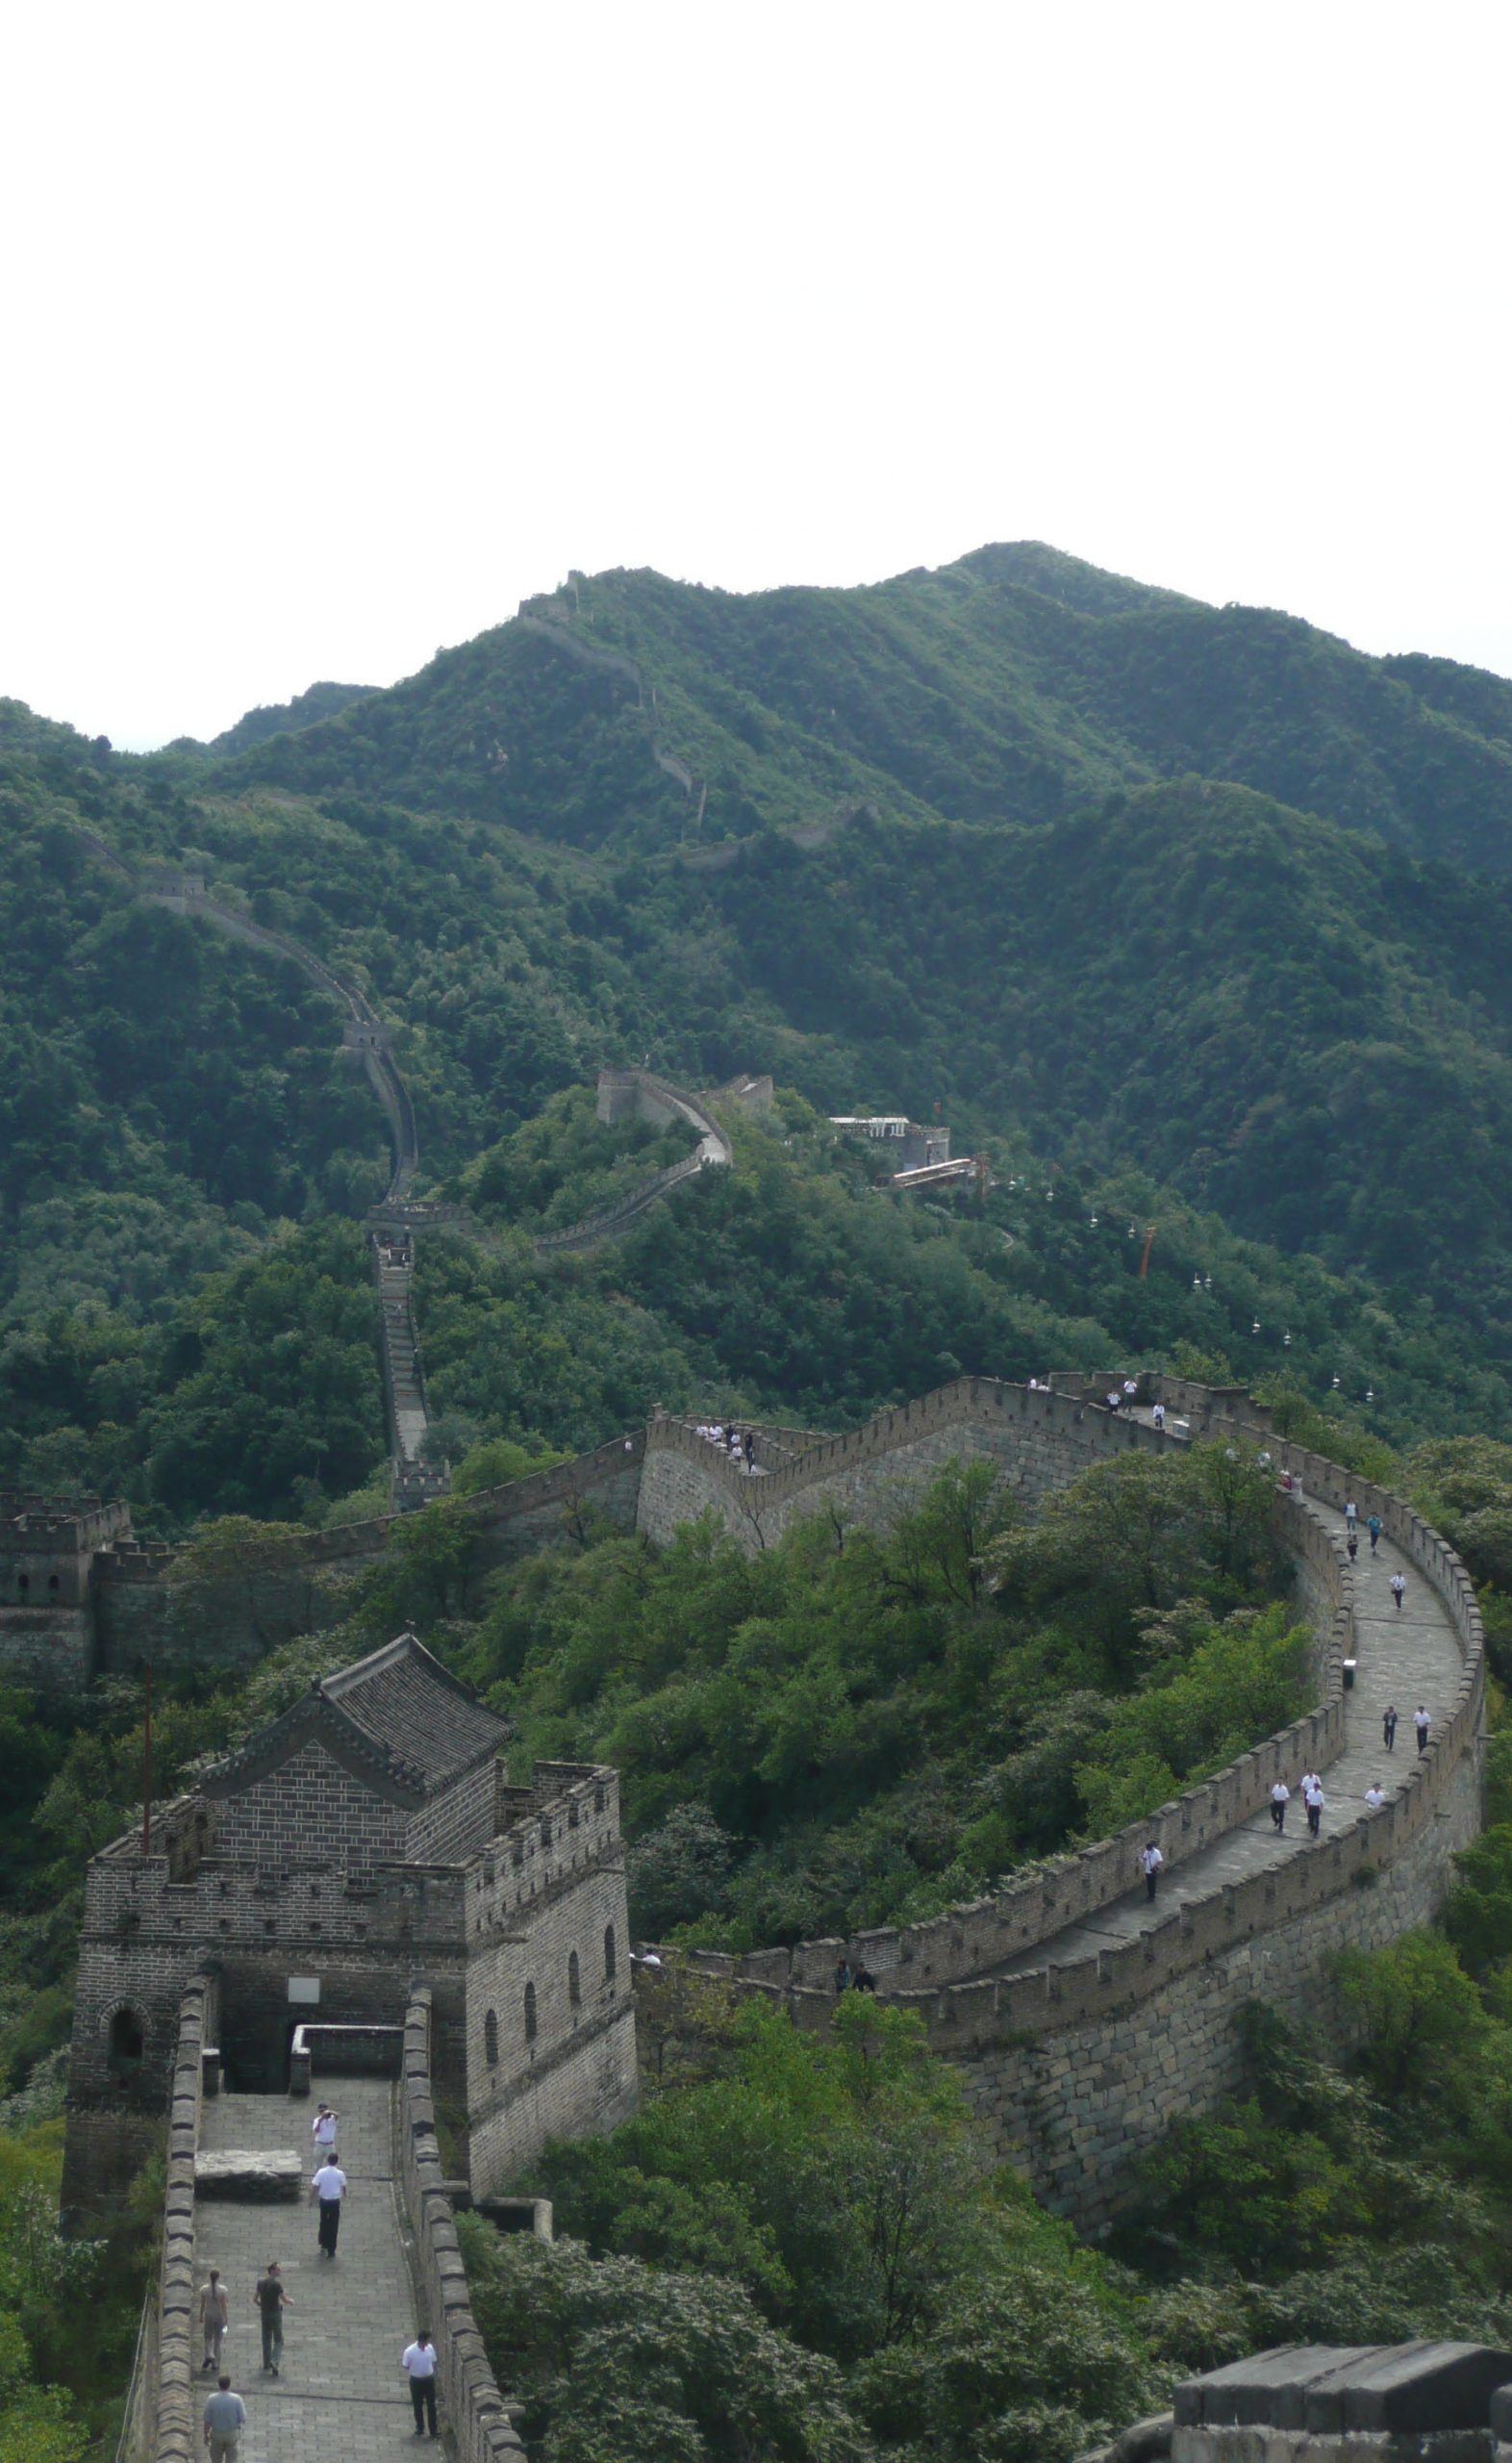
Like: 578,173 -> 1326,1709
987,1484 -> 1467,1978
195,2076 -> 447,2460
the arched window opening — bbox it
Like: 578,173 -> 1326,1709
603,1924 -> 617,1984
107,2007 -> 144,2078
484,2009 -> 498,2067
523,1982 -> 538,2044
15,1574 -> 27,1596
568,1951 -> 581,2007
540,1820 -> 552,1855
47,1573 -> 60,1594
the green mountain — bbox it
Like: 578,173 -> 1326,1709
7,546 -> 1512,1524
212,544 -> 1512,869
183,678 -> 377,755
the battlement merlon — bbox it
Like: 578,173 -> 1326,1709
1,1496 -> 133,1553
491,1760 -> 619,1846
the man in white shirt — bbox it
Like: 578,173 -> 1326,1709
1140,1841 -> 1164,1903
1364,1784 -> 1386,1811
1301,1774 -> 1324,1839
403,2332 -> 440,2438
312,2157 -> 348,2257
1415,1703 -> 1430,1752
1270,1780 -> 1290,1833
312,2102 -> 339,2157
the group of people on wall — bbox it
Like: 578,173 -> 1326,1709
694,1421 -> 758,1472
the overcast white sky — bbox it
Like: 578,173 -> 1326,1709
4,2 -> 1509,748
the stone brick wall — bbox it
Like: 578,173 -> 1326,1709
964,1744 -> 1483,2227
398,1989 -> 525,2461
208,1744 -> 411,1868
463,1766 -> 637,2196
651,1378 -> 1485,2223
88,1435 -> 647,1683
146,1972 -> 215,2463
408,1760 -> 498,1866
636,1379 -> 1185,1552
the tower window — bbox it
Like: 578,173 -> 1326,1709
603,1924 -> 617,1984
107,2007 -> 144,2078
523,1982 -> 538,2044
484,2009 -> 498,2067
568,1950 -> 581,2007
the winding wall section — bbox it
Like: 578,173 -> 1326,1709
635,1376 -> 1486,2224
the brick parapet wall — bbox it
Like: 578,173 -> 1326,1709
0,1494 -> 132,1549
535,1071 -> 732,1258
398,1990 -> 525,2462
81,1832 -> 469,1965
149,1972 -> 214,2463
652,1377 -> 1484,2082
463,1763 -> 637,2196
640,1377 -> 1180,1548
88,1437 -> 644,1680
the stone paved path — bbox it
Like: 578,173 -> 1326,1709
195,2077 -> 446,2461
987,1485 -> 1467,1978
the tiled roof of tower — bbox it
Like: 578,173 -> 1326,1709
319,1632 -> 508,1790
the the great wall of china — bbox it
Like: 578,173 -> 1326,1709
20,1375 -> 1486,2198
38,796 -> 1489,2454
64,826 -> 734,1511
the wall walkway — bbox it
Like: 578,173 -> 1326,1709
646,1376 -> 1487,2224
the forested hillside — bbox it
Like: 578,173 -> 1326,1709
10,544 -> 1512,1528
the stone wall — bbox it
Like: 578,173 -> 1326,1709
88,1435 -> 647,1682
399,1990 -> 525,2462
644,1376 -> 1487,2225
206,1743 -> 412,1868
966,1744 -> 1482,2228
636,1378 -> 1190,1552
463,1766 -> 637,2196
146,1972 -> 214,2463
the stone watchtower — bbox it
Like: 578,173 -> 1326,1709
0,1493 -> 133,1694
62,1632 -> 637,2221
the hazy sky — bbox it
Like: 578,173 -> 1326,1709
6,3 -> 1509,748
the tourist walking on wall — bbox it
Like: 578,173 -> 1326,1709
199,2270 -> 229,2374
1345,1498 -> 1358,1533
403,2332 -> 440,2437
1364,1783 -> 1386,1811
1383,1704 -> 1398,1752
834,1959 -> 852,1994
1391,1572 -> 1407,1612
1302,1773 -> 1324,1838
253,2262 -> 290,2374
203,2376 -> 246,2463
1270,1780 -> 1290,1833
1415,1704 -> 1431,1754
1368,1513 -> 1382,1554
1347,1531 -> 1358,1564
312,2156 -> 347,2256
1141,1841 -> 1164,1901
312,2102 -> 339,2158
